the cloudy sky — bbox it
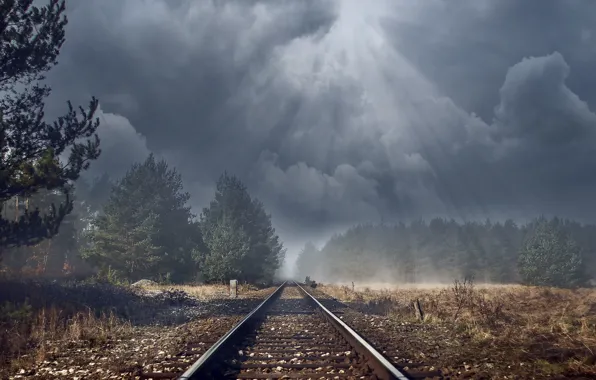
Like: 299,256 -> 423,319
43,0 -> 596,267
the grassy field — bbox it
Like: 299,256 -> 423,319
319,280 -> 596,376
0,281 -> 271,375
5,280 -> 594,377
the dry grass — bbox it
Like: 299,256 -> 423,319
143,284 -> 229,299
0,282 -> 280,378
1,283 -> 265,363
141,283 -> 265,300
1,303 -> 132,371
319,281 -> 596,374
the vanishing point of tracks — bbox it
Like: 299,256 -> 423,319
140,282 -> 409,380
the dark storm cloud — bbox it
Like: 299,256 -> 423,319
384,0 -> 596,120
46,0 -> 337,179
40,0 -> 596,265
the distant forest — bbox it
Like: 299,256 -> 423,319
295,217 -> 594,287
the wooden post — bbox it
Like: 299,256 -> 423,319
230,279 -> 238,298
413,298 -> 424,321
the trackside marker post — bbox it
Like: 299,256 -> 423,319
230,279 -> 238,298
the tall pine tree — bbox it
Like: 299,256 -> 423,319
518,218 -> 586,288
199,173 -> 285,284
83,155 -> 198,282
0,0 -> 101,250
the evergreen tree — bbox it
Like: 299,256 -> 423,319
199,173 -> 285,284
201,216 -> 250,283
83,155 -> 197,282
0,0 -> 101,249
518,218 -> 586,288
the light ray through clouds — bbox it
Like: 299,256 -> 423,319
249,0 -> 495,230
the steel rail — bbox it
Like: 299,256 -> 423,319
179,280 -> 410,380
295,281 -> 410,380
178,281 -> 287,380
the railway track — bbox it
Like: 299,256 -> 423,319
167,281 -> 409,380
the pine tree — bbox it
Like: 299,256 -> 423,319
199,173 -> 285,284
201,216 -> 250,283
518,218 -> 586,288
0,0 -> 101,250
83,155 -> 197,282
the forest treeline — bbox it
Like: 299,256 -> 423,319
1,156 -> 285,284
295,218 -> 592,288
